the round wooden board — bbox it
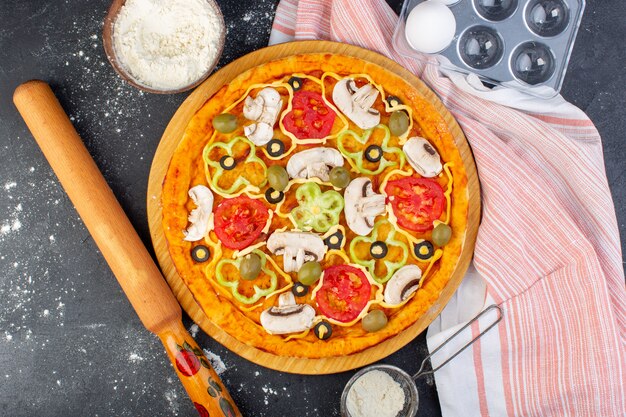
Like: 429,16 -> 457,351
147,40 -> 480,375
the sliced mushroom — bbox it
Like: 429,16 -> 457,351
183,185 -> 214,242
267,231 -> 326,272
384,265 -> 423,305
243,87 -> 283,146
332,78 -> 381,130
260,292 -> 316,334
285,148 -> 344,182
243,96 -> 263,121
243,87 -> 283,124
344,178 -> 386,236
244,122 -> 274,146
403,137 -> 443,178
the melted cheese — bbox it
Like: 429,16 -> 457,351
284,329 -> 311,341
232,241 -> 266,259
443,162 -> 454,225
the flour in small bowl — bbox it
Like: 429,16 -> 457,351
346,370 -> 406,417
112,0 -> 223,91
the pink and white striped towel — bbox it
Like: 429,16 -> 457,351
270,1 -> 626,416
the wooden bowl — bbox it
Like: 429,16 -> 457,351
102,0 -> 226,94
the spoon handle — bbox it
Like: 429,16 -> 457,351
13,80 -> 241,417
413,304 -> 503,380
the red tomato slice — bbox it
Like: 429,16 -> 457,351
385,177 -> 445,233
316,265 -> 371,323
214,196 -> 269,250
283,91 -> 336,139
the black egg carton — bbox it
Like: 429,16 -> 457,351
393,0 -> 585,98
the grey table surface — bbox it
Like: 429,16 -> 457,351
0,1 -> 624,416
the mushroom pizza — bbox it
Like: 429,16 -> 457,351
161,53 -> 469,358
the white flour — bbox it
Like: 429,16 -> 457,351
346,370 -> 406,417
113,0 -> 222,90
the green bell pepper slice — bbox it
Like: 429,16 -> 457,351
291,182 -> 344,233
349,219 -> 409,283
215,249 -> 277,304
203,136 -> 267,195
337,124 -> 405,175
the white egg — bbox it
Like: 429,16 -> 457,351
404,1 -> 457,54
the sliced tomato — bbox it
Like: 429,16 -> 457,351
385,177 -> 445,233
283,91 -> 336,139
316,265 -> 371,323
214,196 -> 268,250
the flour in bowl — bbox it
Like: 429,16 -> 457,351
346,370 -> 406,417
112,0 -> 223,90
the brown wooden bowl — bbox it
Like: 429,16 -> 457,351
102,0 -> 226,94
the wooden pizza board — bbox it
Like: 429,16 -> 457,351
147,40 -> 480,374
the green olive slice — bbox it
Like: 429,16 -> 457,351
267,165 -> 289,192
361,309 -> 388,332
329,166 -> 351,189
298,261 -> 322,286
389,111 -> 409,136
432,223 -> 452,246
239,253 -> 262,281
212,113 -> 238,133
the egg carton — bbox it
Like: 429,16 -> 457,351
392,0 -> 585,98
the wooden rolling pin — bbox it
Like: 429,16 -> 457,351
13,80 -> 241,417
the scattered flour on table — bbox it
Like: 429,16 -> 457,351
113,0 -> 223,90
202,349 -> 227,375
261,384 -> 280,406
1,188 -> 23,237
164,388 -> 180,415
189,323 -> 199,338
129,353 -> 144,363
346,370 -> 406,417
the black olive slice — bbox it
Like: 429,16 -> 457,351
369,241 -> 388,259
219,155 -> 236,170
266,138 -> 285,157
386,95 -> 403,107
414,240 -> 434,260
364,145 -> 383,163
265,187 -> 284,204
314,321 -> 332,340
291,282 -> 309,297
288,76 -> 303,91
324,230 -> 344,250
191,245 -> 210,263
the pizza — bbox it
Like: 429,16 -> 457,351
161,53 -> 469,358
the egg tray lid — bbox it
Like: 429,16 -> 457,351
392,0 -> 586,99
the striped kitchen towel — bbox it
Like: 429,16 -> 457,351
270,1 -> 626,416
